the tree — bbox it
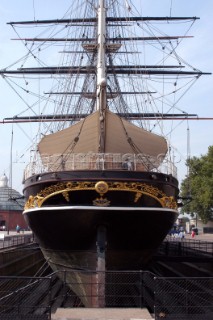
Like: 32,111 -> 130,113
180,146 -> 213,224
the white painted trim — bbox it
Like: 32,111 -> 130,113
24,206 -> 178,214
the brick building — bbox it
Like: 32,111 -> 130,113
0,174 -> 28,232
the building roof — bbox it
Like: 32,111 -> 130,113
0,174 -> 24,211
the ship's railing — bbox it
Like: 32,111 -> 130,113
24,152 -> 177,180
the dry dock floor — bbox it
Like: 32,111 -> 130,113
52,308 -> 154,320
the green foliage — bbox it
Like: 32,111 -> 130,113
180,146 -> 213,224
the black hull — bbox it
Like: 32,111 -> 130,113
24,206 -> 177,268
23,170 -> 179,306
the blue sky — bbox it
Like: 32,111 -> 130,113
0,0 -> 212,193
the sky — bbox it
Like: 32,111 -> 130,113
0,0 -> 212,194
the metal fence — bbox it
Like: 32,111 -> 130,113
0,276 -> 51,319
0,271 -> 212,320
160,238 -> 213,257
55,270 -> 213,319
0,233 -> 34,249
154,277 -> 213,319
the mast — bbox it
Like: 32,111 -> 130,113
97,0 -> 107,153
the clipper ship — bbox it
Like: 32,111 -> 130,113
0,0 -> 210,307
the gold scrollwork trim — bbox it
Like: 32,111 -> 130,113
24,180 -> 177,210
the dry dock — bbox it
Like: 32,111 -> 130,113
0,232 -> 212,319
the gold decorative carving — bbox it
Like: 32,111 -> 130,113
93,197 -> 111,206
161,196 -> 177,209
24,180 -> 177,210
62,191 -> 70,202
134,192 -> 142,203
95,181 -> 109,195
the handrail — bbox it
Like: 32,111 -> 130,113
0,233 -> 34,249
24,152 -> 177,180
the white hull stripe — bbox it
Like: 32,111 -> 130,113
24,206 -> 178,214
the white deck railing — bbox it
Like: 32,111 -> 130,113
23,153 -> 177,180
